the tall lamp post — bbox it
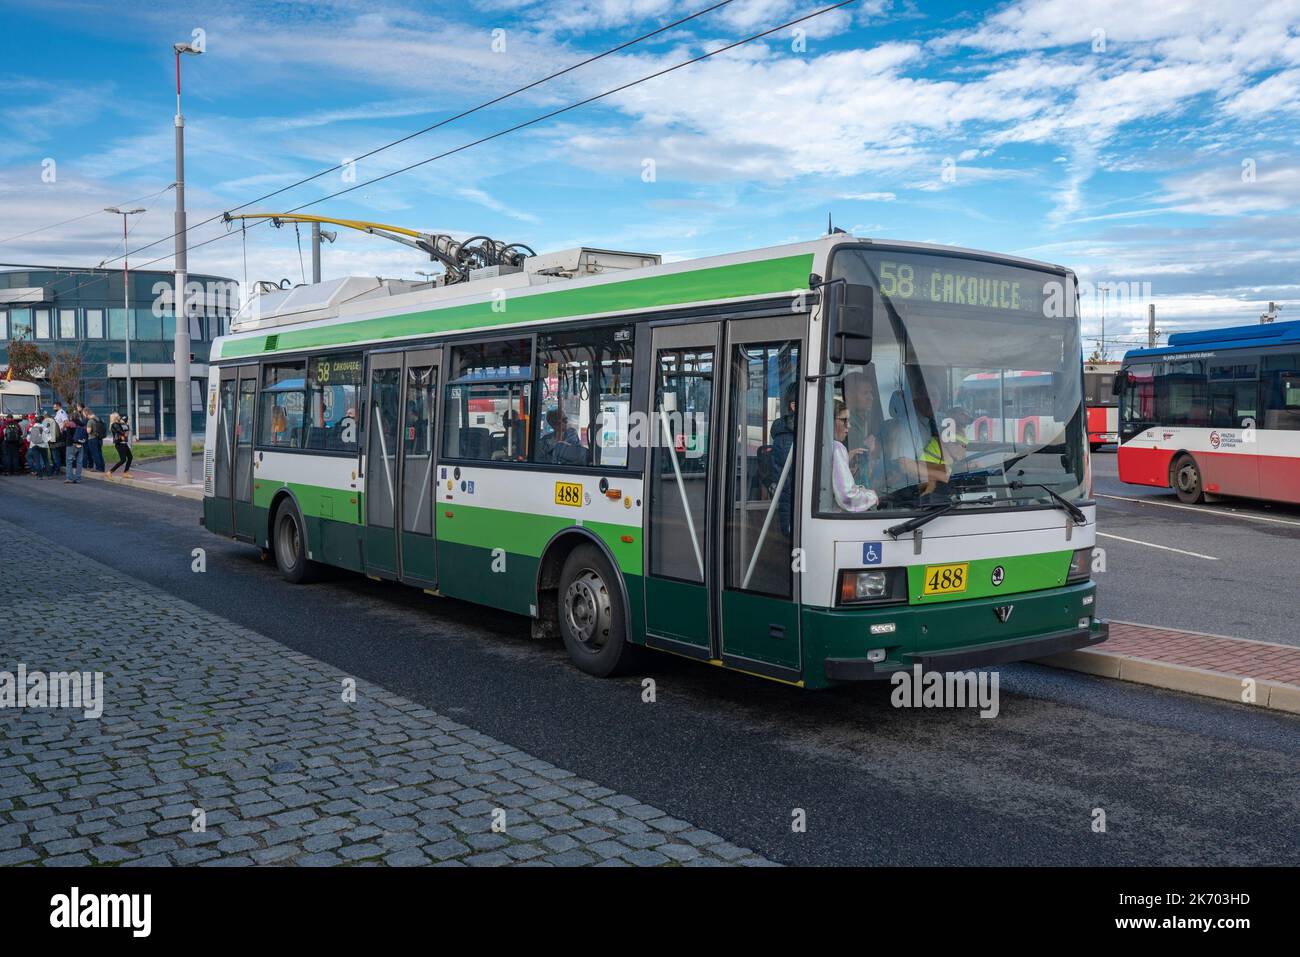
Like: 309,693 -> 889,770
173,40 -> 202,484
105,206 -> 145,441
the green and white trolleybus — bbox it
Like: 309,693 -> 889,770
202,235 -> 1108,688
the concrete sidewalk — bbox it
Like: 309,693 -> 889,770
1039,621 -> 1300,715
81,461 -> 204,501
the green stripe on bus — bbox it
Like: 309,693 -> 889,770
437,502 -> 641,576
217,254 -> 813,359
253,480 -> 363,525
906,550 -> 1073,604
245,482 -> 642,574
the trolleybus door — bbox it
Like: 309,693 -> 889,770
363,352 -> 404,577
233,366 -> 259,541
210,366 -> 238,536
644,322 -> 721,657
397,347 -> 440,587
718,316 -> 804,675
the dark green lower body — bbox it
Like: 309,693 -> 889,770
203,495 -> 1103,690
800,581 -> 1102,688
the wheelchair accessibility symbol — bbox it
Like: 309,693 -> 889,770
862,542 -> 882,565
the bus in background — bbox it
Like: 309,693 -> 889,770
1115,320 -> 1300,505
957,370 -> 1063,447
0,378 -> 41,416
1084,361 -> 1119,451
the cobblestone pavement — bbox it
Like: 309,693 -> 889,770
0,518 -> 771,867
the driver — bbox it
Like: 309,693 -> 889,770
887,391 -> 949,493
939,406 -> 974,463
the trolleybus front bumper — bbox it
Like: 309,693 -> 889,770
823,620 -> 1109,681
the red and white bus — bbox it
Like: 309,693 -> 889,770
1084,361 -> 1119,451
1115,320 -> 1300,504
958,369 -> 1061,446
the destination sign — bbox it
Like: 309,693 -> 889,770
878,259 -> 1042,313
314,356 -> 363,384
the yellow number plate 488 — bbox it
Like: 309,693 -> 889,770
554,482 -> 583,507
923,562 -> 969,596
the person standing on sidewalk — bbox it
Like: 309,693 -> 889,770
25,414 -> 49,478
41,409 -> 61,476
108,411 -> 133,476
85,409 -> 107,472
1,415 -> 22,475
65,412 -> 88,483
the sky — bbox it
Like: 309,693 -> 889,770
0,0 -> 1297,354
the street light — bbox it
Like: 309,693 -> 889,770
173,40 -> 201,483
105,206 -> 145,442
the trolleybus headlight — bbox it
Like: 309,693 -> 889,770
837,568 -> 907,606
1066,547 -> 1092,583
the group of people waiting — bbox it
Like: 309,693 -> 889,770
0,401 -> 134,483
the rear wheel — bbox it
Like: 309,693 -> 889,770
273,501 -> 321,583
557,544 -> 637,677
1172,454 -> 1205,504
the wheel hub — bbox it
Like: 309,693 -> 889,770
563,570 -> 611,650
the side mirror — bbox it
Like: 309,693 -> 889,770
829,282 -> 874,365
1111,370 -> 1128,397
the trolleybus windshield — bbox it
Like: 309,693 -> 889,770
820,248 -> 1086,514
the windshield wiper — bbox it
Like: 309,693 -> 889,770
885,495 -> 995,539
1010,481 -> 1087,525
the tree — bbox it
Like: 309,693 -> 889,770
1086,341 -> 1112,364
47,346 -> 85,406
3,330 -> 50,382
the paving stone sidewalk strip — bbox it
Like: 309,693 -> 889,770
0,517 -> 769,867
1038,621 -> 1300,714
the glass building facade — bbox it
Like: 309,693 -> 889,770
0,267 -> 237,440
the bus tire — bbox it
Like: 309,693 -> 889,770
557,544 -> 637,678
273,499 -> 321,584
1171,454 -> 1205,504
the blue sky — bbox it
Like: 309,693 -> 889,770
1,0 -> 1298,352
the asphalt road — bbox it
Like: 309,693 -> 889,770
1090,449 -> 1300,646
2,473 -> 1297,866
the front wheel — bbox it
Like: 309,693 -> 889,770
557,544 -> 638,677
274,502 -> 321,583
1172,454 -> 1205,504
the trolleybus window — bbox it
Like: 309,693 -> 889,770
258,361 -> 308,448
442,338 -> 532,462
533,326 -> 634,468
305,353 -> 362,452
